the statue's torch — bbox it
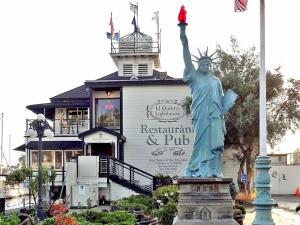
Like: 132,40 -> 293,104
178,5 -> 188,25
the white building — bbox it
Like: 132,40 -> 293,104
14,22 -> 237,206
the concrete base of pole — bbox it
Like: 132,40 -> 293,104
252,156 -> 275,225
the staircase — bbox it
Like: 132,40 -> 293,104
102,157 -> 158,195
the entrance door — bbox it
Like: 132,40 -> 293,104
91,143 -> 113,177
91,143 -> 113,157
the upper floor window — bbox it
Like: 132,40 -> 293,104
67,109 -> 88,126
95,98 -> 120,129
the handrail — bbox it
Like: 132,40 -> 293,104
106,156 -> 158,194
109,157 -> 155,178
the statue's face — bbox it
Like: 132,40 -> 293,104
198,60 -> 211,74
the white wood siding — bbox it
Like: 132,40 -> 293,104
117,58 -> 153,76
108,181 -> 137,201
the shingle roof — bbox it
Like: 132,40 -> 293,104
98,70 -> 174,81
49,70 -> 175,100
50,85 -> 89,100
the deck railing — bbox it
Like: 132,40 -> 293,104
111,40 -> 160,54
26,119 -> 89,136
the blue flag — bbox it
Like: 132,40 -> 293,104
106,32 -> 119,41
131,16 -> 137,32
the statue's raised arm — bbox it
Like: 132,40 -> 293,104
179,24 -> 194,78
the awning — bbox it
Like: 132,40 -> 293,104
26,141 -> 82,150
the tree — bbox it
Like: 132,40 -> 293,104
212,37 -> 300,192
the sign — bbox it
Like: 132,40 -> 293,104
123,86 -> 193,176
147,100 -> 186,122
104,103 -> 113,110
78,185 -> 86,195
241,174 -> 247,182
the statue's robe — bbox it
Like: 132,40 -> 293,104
183,68 -> 226,177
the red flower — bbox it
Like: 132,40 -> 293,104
49,203 -> 69,216
55,214 -> 77,225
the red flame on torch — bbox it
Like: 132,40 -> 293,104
178,5 -> 187,24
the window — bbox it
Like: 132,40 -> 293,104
67,109 -> 88,126
65,150 -> 82,162
55,151 -> 62,169
31,150 -> 63,170
95,99 -> 120,129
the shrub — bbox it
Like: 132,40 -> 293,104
0,213 -> 20,225
112,195 -> 154,214
152,185 -> 179,205
154,202 -> 177,225
40,217 -> 55,225
73,209 -> 105,223
98,210 -> 136,225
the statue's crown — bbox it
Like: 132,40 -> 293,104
191,47 -> 217,64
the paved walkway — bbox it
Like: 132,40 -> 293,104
244,195 -> 300,225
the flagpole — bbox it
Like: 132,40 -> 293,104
252,0 -> 275,224
110,12 -> 113,53
259,0 -> 266,157
136,2 -> 139,31
156,11 -> 160,45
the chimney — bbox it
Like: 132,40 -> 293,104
159,72 -> 167,80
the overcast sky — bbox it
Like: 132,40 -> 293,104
0,0 -> 299,165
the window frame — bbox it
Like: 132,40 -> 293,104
95,98 -> 121,129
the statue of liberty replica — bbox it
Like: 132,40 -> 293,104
178,6 -> 237,178
173,6 -> 239,225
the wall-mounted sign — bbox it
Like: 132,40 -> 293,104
79,185 -> 86,195
147,100 -> 186,122
123,86 -> 193,176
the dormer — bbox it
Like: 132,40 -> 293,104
110,31 -> 161,77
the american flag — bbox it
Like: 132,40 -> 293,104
109,13 -> 115,36
235,0 -> 248,12
130,3 -> 138,14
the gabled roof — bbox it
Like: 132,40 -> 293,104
26,70 -> 183,115
78,126 -> 126,142
50,85 -> 89,100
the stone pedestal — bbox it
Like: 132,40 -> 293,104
173,177 -> 238,225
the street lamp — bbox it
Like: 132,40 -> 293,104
26,113 -> 53,221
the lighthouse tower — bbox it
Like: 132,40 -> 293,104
109,25 -> 161,78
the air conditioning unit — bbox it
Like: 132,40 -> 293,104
71,183 -> 98,208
